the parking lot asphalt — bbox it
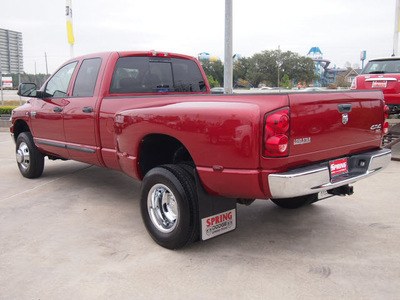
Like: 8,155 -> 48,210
1,131 -> 400,299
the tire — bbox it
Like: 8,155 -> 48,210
16,132 -> 44,178
270,193 -> 318,209
140,165 -> 199,249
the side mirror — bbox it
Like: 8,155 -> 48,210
17,83 -> 41,98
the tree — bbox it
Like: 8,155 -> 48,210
281,74 -> 291,89
244,50 -> 316,87
246,51 -> 279,87
207,75 -> 220,88
200,49 -> 317,89
233,57 -> 249,83
200,60 -> 224,86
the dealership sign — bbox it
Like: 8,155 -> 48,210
1,76 -> 12,88
201,209 -> 236,240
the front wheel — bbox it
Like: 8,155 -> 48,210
270,193 -> 318,209
16,132 -> 44,178
140,165 -> 199,249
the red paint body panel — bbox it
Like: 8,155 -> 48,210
353,74 -> 400,106
11,51 -> 387,200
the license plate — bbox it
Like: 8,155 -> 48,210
372,81 -> 387,88
330,158 -> 348,177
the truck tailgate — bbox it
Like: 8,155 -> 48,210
288,91 -> 384,160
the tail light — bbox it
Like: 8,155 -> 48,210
383,104 -> 390,135
384,105 -> 390,120
150,51 -> 169,57
264,108 -> 290,157
350,78 -> 357,90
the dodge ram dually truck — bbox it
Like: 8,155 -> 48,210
12,51 -> 391,249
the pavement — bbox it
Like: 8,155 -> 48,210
0,131 -> 400,299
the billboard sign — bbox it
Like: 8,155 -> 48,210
360,50 -> 367,61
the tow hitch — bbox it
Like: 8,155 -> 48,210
327,185 -> 354,196
317,185 -> 354,202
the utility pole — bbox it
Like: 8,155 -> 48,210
45,52 -> 48,74
0,53 -> 3,106
277,45 -> 280,88
224,0 -> 233,94
394,0 -> 400,56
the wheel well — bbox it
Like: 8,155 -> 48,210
139,134 -> 194,177
13,120 -> 30,142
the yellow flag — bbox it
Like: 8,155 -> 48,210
66,0 -> 75,45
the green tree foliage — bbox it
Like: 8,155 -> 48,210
207,75 -> 220,88
233,57 -> 249,82
201,60 -> 224,86
200,49 -> 317,89
281,74 -> 291,89
247,50 -> 317,87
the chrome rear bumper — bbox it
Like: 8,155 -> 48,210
268,149 -> 391,199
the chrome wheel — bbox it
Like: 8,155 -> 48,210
16,141 -> 30,171
15,132 -> 44,178
147,183 -> 179,233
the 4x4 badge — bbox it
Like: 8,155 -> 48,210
342,113 -> 349,125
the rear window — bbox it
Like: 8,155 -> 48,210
110,57 -> 206,94
362,59 -> 400,74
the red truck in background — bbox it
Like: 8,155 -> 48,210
351,56 -> 400,114
11,51 -> 391,249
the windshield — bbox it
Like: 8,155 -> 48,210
362,59 -> 400,74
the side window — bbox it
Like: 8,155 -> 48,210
73,58 -> 102,97
45,61 -> 78,98
172,58 -> 206,92
110,57 -> 149,94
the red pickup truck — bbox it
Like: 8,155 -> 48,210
351,57 -> 400,114
12,51 -> 391,249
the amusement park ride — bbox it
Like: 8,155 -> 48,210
307,47 -> 347,87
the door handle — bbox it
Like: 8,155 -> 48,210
338,104 -> 352,113
53,106 -> 63,113
82,106 -> 93,113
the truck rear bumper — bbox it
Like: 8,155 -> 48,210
268,149 -> 391,199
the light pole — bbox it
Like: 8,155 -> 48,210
277,45 -> 280,89
393,0 -> 400,56
224,0 -> 233,94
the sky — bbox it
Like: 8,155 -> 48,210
0,0 -> 398,74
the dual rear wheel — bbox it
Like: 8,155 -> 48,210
140,165 -> 199,249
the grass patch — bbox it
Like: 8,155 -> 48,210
1,100 -> 26,106
0,106 -> 18,114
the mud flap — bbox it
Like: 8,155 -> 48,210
194,172 -> 237,241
